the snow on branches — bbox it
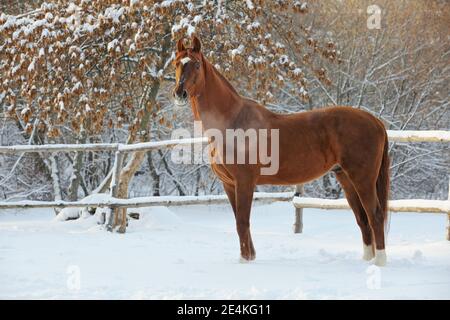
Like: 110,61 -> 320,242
0,0 -> 337,139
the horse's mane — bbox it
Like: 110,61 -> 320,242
203,54 -> 239,96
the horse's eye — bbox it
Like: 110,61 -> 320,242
195,62 -> 200,69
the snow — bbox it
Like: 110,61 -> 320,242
54,207 -> 86,221
40,3 -> 55,11
161,0 -> 179,8
279,55 -> 289,65
229,44 -> 245,59
107,39 -> 119,51
45,12 -> 53,21
104,7 -> 124,24
0,202 -> 449,299
247,22 -> 260,31
54,194 -> 113,222
80,22 -> 96,34
27,59 -> 36,71
245,0 -> 255,10
172,17 -> 196,37
299,87 -> 308,95
130,0 -> 140,7
20,107 -> 30,116
193,15 -> 202,24
294,2 -> 308,10
72,81 -> 82,93
293,67 -> 302,76
41,28 -> 50,38
66,3 -> 79,14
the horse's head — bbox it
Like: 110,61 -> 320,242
172,35 -> 205,106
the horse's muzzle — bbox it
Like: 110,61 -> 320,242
173,88 -> 188,106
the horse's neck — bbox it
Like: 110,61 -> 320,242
191,59 -> 242,130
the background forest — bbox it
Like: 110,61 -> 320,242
0,0 -> 449,203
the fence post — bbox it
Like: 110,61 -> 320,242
447,176 -> 450,241
293,184 -> 304,233
106,150 -> 124,232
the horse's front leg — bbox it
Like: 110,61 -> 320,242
223,182 -> 237,217
235,180 -> 256,261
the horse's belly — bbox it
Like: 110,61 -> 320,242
256,167 -> 331,185
256,153 -> 335,185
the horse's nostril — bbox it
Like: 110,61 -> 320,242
182,90 -> 188,99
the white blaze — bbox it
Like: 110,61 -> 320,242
181,57 -> 191,65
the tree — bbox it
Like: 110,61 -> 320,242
305,0 -> 450,199
0,0 -> 338,231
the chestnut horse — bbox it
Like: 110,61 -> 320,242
173,36 -> 390,266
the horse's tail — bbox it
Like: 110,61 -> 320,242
376,133 -> 390,232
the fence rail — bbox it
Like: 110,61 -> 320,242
0,137 -> 209,154
0,130 -> 449,239
0,192 -> 294,209
0,130 -> 448,154
293,198 -> 450,214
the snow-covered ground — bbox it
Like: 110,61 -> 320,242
0,202 -> 449,299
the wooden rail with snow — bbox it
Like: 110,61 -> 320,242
0,192 -> 294,209
0,137 -> 209,154
0,130 -> 449,239
293,198 -> 450,214
0,131 -> 448,155
386,130 -> 450,143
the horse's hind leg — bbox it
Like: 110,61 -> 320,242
334,170 -> 374,261
345,172 -> 386,266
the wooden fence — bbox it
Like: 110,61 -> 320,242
0,130 -> 449,238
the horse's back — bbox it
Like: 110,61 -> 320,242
257,106 -> 387,184
280,106 -> 386,142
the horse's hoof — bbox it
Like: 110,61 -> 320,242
239,255 -> 253,263
117,226 -> 127,234
362,244 -> 375,261
239,256 -> 250,263
374,250 -> 387,267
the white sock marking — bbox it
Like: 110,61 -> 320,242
374,249 -> 387,267
363,244 -> 374,261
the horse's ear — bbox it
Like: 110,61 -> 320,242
191,35 -> 201,53
176,38 -> 185,52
